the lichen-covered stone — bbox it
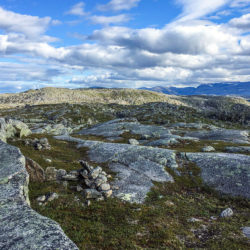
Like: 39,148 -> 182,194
186,152 -> 250,199
0,141 -> 78,250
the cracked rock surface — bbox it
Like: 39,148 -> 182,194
0,141 -> 78,250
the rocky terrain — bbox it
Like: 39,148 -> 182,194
0,88 -> 249,249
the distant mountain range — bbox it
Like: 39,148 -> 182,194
140,82 -> 250,97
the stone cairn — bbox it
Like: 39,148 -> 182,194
40,160 -> 113,206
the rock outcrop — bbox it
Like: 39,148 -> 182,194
186,153 -> 250,199
0,141 -> 78,249
56,135 -> 176,203
0,118 -> 31,142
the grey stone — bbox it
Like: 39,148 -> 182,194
83,189 -> 102,199
0,118 -> 31,142
102,189 -> 113,198
47,192 -> 59,202
36,195 -> 46,202
90,167 -> 102,179
56,169 -> 67,180
220,208 -> 234,218
99,183 -> 111,191
129,138 -> 139,145
45,167 -> 57,181
186,153 -> 250,199
94,175 -> 108,187
25,157 -> 45,182
202,146 -> 215,152
62,174 -> 79,181
0,141 -> 78,250
242,227 -> 250,239
79,160 -> 93,173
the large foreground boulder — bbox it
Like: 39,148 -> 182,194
0,141 -> 78,249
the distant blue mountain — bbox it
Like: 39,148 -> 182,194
140,82 -> 250,97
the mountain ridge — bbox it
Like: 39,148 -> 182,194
140,82 -> 250,97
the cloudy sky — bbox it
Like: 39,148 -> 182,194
0,0 -> 250,93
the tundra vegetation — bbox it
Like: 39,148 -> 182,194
0,88 -> 249,249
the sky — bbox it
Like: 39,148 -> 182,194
0,0 -> 250,93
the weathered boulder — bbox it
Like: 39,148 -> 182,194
186,152 -> 250,199
32,123 -> 73,135
25,157 -> 45,182
202,146 -> 215,152
0,141 -> 78,249
242,227 -> 250,239
0,118 -> 31,142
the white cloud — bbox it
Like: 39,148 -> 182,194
66,2 -> 87,16
97,0 -> 140,11
89,14 -> 130,25
229,13 -> 250,30
230,0 -> 250,7
0,7 -> 52,37
175,0 -> 231,21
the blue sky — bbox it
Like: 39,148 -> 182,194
0,0 -> 250,93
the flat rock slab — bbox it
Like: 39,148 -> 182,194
185,129 -> 249,144
186,153 -> 250,199
78,118 -> 173,140
225,146 -> 250,154
0,141 -> 78,250
56,135 -> 177,203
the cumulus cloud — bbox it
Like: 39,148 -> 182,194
0,7 -> 53,37
65,2 -> 88,16
229,13 -> 250,30
89,14 -> 130,25
97,0 -> 140,11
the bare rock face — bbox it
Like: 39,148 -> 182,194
0,141 -> 78,250
25,157 -> 45,182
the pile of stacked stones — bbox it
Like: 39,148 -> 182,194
44,160 -> 112,204
79,160 -> 113,200
23,137 -> 51,150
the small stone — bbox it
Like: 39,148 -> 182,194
85,200 -> 91,206
165,201 -> 175,206
35,143 -> 43,150
220,208 -> 233,218
242,227 -> 250,239
36,195 -> 46,202
84,179 -> 95,188
76,185 -> 83,192
129,138 -> 139,145
62,174 -> 79,181
188,217 -> 202,223
47,192 -> 59,202
56,169 -> 67,180
45,158 -> 52,163
107,175 -> 112,179
80,170 -> 89,179
62,181 -> 68,188
202,146 -> 216,152
94,175 -> 108,187
90,167 -> 102,179
79,160 -> 93,173
99,183 -> 110,191
45,167 -> 57,181
83,189 -> 102,199
210,216 -> 217,221
102,189 -> 112,198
